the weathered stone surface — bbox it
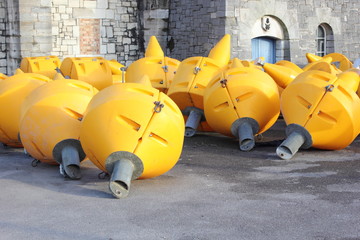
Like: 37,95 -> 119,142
0,0 -> 360,74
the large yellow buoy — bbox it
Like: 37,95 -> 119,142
204,60 -> 280,151
19,56 -> 61,79
19,79 -> 98,179
0,73 -> 51,147
277,70 -> 360,159
80,83 -> 184,198
167,34 -> 231,137
60,57 -> 113,90
126,36 -> 180,92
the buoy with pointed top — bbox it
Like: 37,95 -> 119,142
79,83 -> 184,198
167,34 -> 231,137
277,70 -> 360,159
204,59 -> 280,151
60,57 -> 113,90
19,79 -> 98,179
0,73 -> 52,147
126,36 -> 180,92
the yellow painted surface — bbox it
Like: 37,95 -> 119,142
19,80 -> 98,164
20,56 -> 61,79
0,73 -> 52,147
281,70 -> 360,150
80,83 -> 184,179
204,67 -> 280,136
60,57 -> 113,90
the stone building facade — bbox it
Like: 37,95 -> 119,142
0,0 -> 359,75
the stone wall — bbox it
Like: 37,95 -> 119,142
0,0 -> 21,75
168,0 -> 226,61
1,0 -> 360,73
51,0 -> 140,65
0,0 -> 6,74
17,0 -> 140,69
225,0 -> 358,65
138,0 -> 169,55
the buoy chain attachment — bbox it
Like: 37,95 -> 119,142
162,65 -> 169,73
220,79 -> 228,88
153,101 -> 164,113
193,66 -> 202,75
325,84 -> 335,92
31,159 -> 40,167
98,171 -> 109,179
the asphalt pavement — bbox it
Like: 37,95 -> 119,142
0,119 -> 360,240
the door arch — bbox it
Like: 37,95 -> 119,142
251,15 -> 290,63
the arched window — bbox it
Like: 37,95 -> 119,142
316,23 -> 334,57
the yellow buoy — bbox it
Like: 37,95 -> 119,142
0,73 -> 52,147
126,36 -> 180,92
19,79 -> 98,179
60,57 -> 113,90
204,66 -> 280,151
19,56 -> 61,79
80,83 -> 184,198
277,70 -> 360,159
167,34 -> 231,137
324,53 -> 353,71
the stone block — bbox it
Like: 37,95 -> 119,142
34,36 -> 52,44
100,44 -> 107,54
58,5 -> 66,13
69,1 -> 80,8
84,1 -> 97,9
97,0 -> 108,9
107,43 -> 116,53
106,26 -> 114,38
53,0 -> 69,5
61,14 -> 69,20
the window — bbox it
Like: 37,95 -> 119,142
316,23 -> 334,57
316,26 -> 325,56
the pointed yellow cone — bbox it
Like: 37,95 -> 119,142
208,34 -> 231,67
263,63 -> 300,88
14,68 -> 24,75
306,53 -> 323,63
53,72 -> 66,80
145,36 -> 165,58
231,58 -> 245,68
136,75 -> 153,87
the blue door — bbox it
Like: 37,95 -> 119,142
252,37 -> 276,63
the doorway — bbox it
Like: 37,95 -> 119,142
251,37 -> 276,64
